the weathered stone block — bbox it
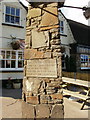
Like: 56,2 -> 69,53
32,29 -> 49,48
40,7 -> 58,27
47,90 -> 56,95
28,8 -> 41,18
24,49 -> 44,59
47,83 -> 60,87
51,105 -> 64,118
24,60 -> 27,65
26,96 -> 39,104
50,39 -> 60,45
36,104 -> 50,118
47,3 -> 58,7
53,99 -> 63,104
22,101 -> 35,118
39,25 -> 59,31
53,52 -> 62,57
46,87 -> 55,90
43,78 -> 51,83
50,93 -> 63,100
54,49 -> 61,52
51,45 -> 61,49
25,78 -> 43,94
44,52 -> 51,58
40,95 -> 51,104
25,35 -> 31,43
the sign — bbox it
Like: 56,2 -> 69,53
26,59 -> 57,78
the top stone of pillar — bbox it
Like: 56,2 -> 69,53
26,0 -> 65,7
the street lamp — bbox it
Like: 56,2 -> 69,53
83,8 -> 90,19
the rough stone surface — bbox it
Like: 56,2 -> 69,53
47,2 -> 58,7
51,105 -> 64,118
32,29 -> 49,48
40,95 -> 51,104
24,49 -> 44,59
25,35 -> 31,48
26,96 -> 39,104
28,8 -> 41,18
44,51 -> 51,58
40,7 -> 58,27
23,2 -> 64,119
51,93 -> 63,100
36,104 -> 50,118
22,101 -> 35,118
24,49 -> 52,59
43,78 -> 51,83
47,82 -> 60,87
25,78 -> 43,94
39,25 -> 59,31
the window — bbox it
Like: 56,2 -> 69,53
5,6 -> 20,25
0,50 -> 24,71
80,54 -> 90,69
77,46 -> 90,54
62,54 -> 66,70
60,21 -> 64,33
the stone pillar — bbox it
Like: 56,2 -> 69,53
22,2 -> 64,119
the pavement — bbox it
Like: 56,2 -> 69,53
0,88 -> 90,119
0,88 -> 22,119
64,97 -> 89,119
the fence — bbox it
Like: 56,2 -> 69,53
62,72 -> 90,81
62,77 -> 90,110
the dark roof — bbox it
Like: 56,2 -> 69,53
67,19 -> 90,46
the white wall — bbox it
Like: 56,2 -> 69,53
1,0 -> 27,49
88,1 -> 90,26
0,2 -> 2,46
0,0 -> 27,80
59,12 -> 75,45
59,12 -> 75,56
0,72 -> 24,80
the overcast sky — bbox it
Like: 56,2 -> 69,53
60,0 -> 89,25
21,0 -> 89,25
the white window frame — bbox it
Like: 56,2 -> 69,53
0,49 -> 24,71
4,5 -> 21,25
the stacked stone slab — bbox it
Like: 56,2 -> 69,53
22,2 -> 64,119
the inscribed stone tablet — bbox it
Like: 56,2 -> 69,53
26,59 -> 57,78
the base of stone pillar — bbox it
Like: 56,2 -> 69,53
22,100 -> 64,119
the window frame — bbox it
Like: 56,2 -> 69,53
80,54 -> 90,70
62,54 -> 66,70
0,49 -> 24,71
4,5 -> 21,26
60,21 -> 64,34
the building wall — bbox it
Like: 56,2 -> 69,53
0,72 -> 23,80
59,12 -> 75,56
0,0 -> 27,80
1,0 -> 27,49
0,2 -> 2,46
88,1 -> 90,26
